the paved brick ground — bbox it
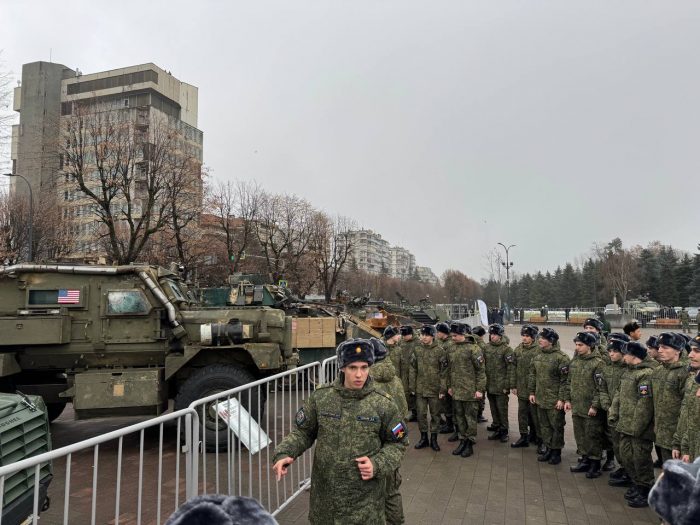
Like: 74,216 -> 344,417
276,324 -> 664,525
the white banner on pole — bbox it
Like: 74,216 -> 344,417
216,398 -> 271,455
477,299 -> 489,327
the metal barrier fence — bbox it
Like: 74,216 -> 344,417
0,408 -> 198,525
320,355 -> 339,385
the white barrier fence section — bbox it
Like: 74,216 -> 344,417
187,362 -> 320,517
320,355 -> 339,385
0,408 -> 198,525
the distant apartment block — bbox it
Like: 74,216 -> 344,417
415,266 -> 439,285
389,246 -> 416,280
11,61 -> 203,257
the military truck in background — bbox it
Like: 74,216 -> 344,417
0,264 -> 298,446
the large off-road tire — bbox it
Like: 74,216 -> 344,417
46,402 -> 67,423
174,364 -> 265,452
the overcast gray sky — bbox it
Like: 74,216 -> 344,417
2,1 -> 699,279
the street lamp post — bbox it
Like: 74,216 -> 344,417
3,173 -> 33,262
497,243 -> 515,321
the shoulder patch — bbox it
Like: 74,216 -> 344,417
639,384 -> 651,397
476,353 -> 484,365
504,353 -> 515,364
295,407 -> 307,427
440,356 -> 449,370
594,372 -> 604,387
391,421 -> 407,442
560,365 -> 569,375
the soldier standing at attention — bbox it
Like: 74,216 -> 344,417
484,324 -> 515,443
623,321 -> 642,342
446,323 -> 486,458
608,341 -> 655,508
673,335 -> 700,463
680,307 -> 691,334
644,334 -> 663,468
272,338 -> 408,525
651,332 -> 688,464
400,326 -> 418,421
583,317 -> 609,363
383,326 -> 407,419
566,331 -> 606,478
472,325 -> 489,423
368,338 -> 408,525
511,324 -> 540,449
529,328 -> 570,465
600,334 -> 632,486
409,324 -> 448,451
435,322 -> 455,435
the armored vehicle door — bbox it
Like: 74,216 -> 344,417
101,288 -> 162,345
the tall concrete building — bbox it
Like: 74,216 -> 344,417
348,229 -> 391,274
11,61 -> 202,256
389,246 -> 415,280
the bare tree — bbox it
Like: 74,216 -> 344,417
61,103 -> 194,264
594,238 -> 639,304
483,248 -> 504,305
311,212 -> 356,301
0,51 -> 16,172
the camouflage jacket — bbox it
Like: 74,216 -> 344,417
484,335 -> 515,394
371,358 -> 409,417
272,377 -> 408,525
438,336 -> 454,355
409,340 -> 448,397
652,358 -> 689,450
398,339 -> 418,390
566,352 -> 604,416
513,340 -> 539,401
528,342 -> 570,408
385,341 -> 405,388
610,360 -> 655,440
680,310 -> 690,323
645,355 -> 661,369
599,360 -> 626,412
675,371 -> 700,459
593,333 -> 610,364
447,339 -> 486,401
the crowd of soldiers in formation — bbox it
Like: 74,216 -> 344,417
381,319 -> 700,510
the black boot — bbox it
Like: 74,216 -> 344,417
570,456 -> 590,473
478,406 -> 487,423
602,450 -> 616,472
452,439 -> 467,456
447,431 -> 459,443
486,423 -> 498,432
547,449 -> 562,465
528,429 -> 538,444
609,467 -> 626,480
511,434 -> 529,448
414,432 -> 429,449
408,409 -> 417,422
439,416 -> 454,434
488,429 -> 502,440
537,442 -> 547,455
537,447 -> 552,462
499,430 -> 509,443
653,445 -> 662,468
608,471 -> 633,487
627,485 -> 650,508
460,440 -> 474,458
624,485 -> 640,501
430,433 -> 440,451
585,459 -> 602,479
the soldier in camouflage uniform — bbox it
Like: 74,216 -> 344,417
673,335 -> 700,462
651,332 -> 688,464
600,333 -> 632,485
484,324 -> 515,443
272,338 -> 408,525
383,326 -> 407,419
566,331 -> 606,478
608,341 -> 655,508
645,335 -> 661,363
511,324 -> 540,449
680,307 -> 691,333
369,338 -> 408,525
400,326 -> 418,421
435,322 -> 455,435
583,317 -> 609,364
446,323 -> 486,458
409,324 -> 448,451
529,328 -> 570,465
472,325 -> 488,423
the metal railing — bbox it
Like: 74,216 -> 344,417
0,408 -> 198,525
320,355 -> 339,385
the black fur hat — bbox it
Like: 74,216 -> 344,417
623,321 -> 641,335
648,458 -> 700,525
337,338 -> 375,368
689,335 -> 700,350
369,337 -> 388,363
488,324 -> 505,336
399,325 -> 414,336
435,322 -> 451,335
607,337 -> 628,353
622,341 -> 647,360
521,324 -> 538,338
608,332 -> 630,343
165,495 -> 277,525
646,335 -> 659,349
420,324 -> 437,338
573,331 -> 598,348
539,327 -> 559,343
472,326 -> 486,337
583,318 -> 604,332
450,323 -> 469,336
383,325 -> 399,340
657,332 -> 686,351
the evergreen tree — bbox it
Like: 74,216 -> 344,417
675,253 -> 693,306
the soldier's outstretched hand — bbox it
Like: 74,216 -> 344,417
273,457 -> 294,481
355,456 -> 374,480
528,394 -> 536,405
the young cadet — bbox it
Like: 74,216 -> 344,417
609,341 -> 655,508
446,322 -> 486,458
583,317 -> 610,364
435,322 -> 455,435
651,332 -> 688,463
673,335 -> 700,462
272,338 -> 408,525
383,326 -> 403,380
529,328 -> 570,465
511,324 -> 540,449
471,325 -> 489,423
623,321 -> 643,342
399,325 -> 418,421
409,324 -> 448,451
483,324 -> 515,443
566,332 -> 606,478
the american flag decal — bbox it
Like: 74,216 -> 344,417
58,289 -> 81,304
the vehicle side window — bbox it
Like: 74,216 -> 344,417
106,290 -> 151,315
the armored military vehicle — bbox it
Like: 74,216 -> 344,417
0,264 -> 296,446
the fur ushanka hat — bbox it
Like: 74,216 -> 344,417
648,458 -> 700,525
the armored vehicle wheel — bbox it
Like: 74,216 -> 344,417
47,402 -> 67,422
174,364 -> 265,452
